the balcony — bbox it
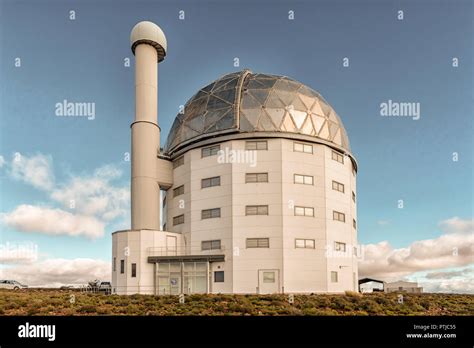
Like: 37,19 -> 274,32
147,245 -> 226,257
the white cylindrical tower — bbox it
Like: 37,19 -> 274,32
130,21 -> 167,230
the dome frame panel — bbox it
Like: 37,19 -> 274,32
164,70 -> 351,156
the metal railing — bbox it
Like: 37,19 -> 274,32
147,246 -> 226,257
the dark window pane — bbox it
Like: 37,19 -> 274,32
214,271 -> 224,282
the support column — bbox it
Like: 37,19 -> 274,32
130,21 -> 167,231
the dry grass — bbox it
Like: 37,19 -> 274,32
0,289 -> 472,316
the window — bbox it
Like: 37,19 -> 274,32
173,214 -> 184,225
332,180 -> 345,193
294,206 -> 314,217
333,210 -> 345,222
163,223 -> 167,231
246,238 -> 269,248
332,150 -> 344,164
263,272 -> 275,283
131,263 -> 137,278
202,240 -> 221,251
352,164 -> 356,176
113,257 -> 116,272
294,174 -> 314,185
173,156 -> 184,168
295,239 -> 315,249
353,246 -> 358,257
214,271 -> 224,283
331,271 -> 338,283
202,144 -> 220,157
245,173 -> 268,183
293,142 -> 313,154
201,208 -> 221,219
352,191 -> 356,203
245,140 -> 267,150
120,260 -> 125,274
245,205 -> 268,215
353,219 -> 357,229
334,241 -> 346,252
202,176 -> 220,188
173,185 -> 184,197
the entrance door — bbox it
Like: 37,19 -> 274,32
166,236 -> 177,256
258,269 -> 279,294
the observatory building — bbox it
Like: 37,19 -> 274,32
112,21 -> 359,295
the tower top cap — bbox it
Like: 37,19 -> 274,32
130,21 -> 167,62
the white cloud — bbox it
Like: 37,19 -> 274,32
0,155 -> 5,168
9,153 -> 54,190
359,218 -> 474,289
50,164 -> 129,222
425,267 -> 473,280
1,205 -> 105,239
421,278 -> 474,294
2,155 -> 130,239
439,216 -> 474,234
0,258 -> 110,287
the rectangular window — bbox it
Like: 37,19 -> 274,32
173,214 -> 184,225
295,239 -> 315,249
246,238 -> 269,248
352,164 -> 356,176
202,240 -> 221,251
201,176 -> 221,188
263,272 -> 275,283
245,205 -> 268,215
113,257 -> 116,272
353,219 -> 357,229
173,156 -> 184,168
120,260 -> 124,274
202,144 -> 220,158
173,185 -> 184,197
333,210 -> 345,222
332,150 -> 344,164
334,241 -> 346,252
201,208 -> 221,219
131,263 -> 136,278
245,140 -> 268,150
245,205 -> 269,215
332,180 -> 345,193
294,174 -> 314,185
353,246 -> 358,257
294,206 -> 314,217
214,271 -> 224,283
293,142 -> 313,154
352,191 -> 356,203
245,173 -> 268,183
331,271 -> 338,283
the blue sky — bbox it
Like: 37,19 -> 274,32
0,0 -> 472,290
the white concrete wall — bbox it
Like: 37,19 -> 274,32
117,137 -> 360,295
112,230 -> 184,295
281,140 -> 327,293
324,146 -> 358,292
231,139 -> 283,294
